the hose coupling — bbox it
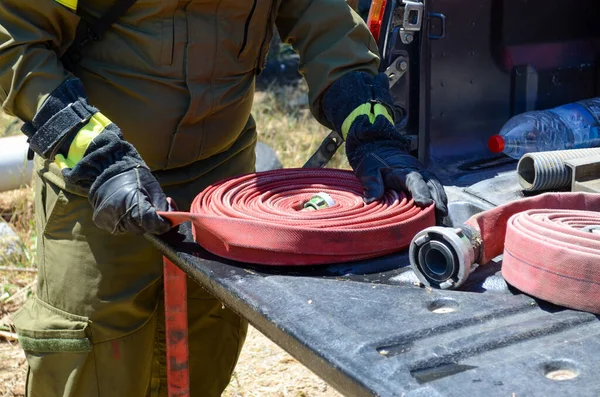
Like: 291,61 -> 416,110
302,192 -> 335,211
409,225 -> 481,290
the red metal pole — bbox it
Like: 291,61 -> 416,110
163,257 -> 190,397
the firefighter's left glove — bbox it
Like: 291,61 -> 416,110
322,71 -> 448,218
21,77 -> 172,235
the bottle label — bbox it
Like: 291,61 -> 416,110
578,98 -> 600,125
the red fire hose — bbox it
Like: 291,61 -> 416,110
411,192 -> 600,315
160,168 -> 436,265
159,168 -> 436,396
465,192 -> 600,314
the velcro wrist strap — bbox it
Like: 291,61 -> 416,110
341,102 -> 394,139
29,101 -> 96,159
20,77 -> 98,160
23,78 -> 90,134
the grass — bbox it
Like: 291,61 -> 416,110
253,81 -> 350,170
0,111 -> 21,138
0,81 -> 345,397
0,110 -> 35,270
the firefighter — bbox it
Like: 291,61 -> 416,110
0,0 -> 447,396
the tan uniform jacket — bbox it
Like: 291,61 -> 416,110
0,0 -> 379,182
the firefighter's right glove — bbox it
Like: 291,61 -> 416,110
346,139 -> 449,218
21,77 -> 172,235
321,71 -> 448,218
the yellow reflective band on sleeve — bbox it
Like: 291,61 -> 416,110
55,0 -> 78,11
340,103 -> 394,139
54,113 -> 112,169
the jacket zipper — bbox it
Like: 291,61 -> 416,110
238,0 -> 258,58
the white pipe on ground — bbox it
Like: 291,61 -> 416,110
0,135 -> 33,192
0,137 -> 284,193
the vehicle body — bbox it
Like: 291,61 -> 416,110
376,0 -> 600,175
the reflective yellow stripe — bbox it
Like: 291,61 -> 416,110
55,0 -> 78,11
54,113 -> 112,169
340,103 -> 394,139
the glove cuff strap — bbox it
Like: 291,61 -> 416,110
29,101 -> 95,159
21,77 -> 98,160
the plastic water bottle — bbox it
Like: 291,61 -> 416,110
488,98 -> 600,159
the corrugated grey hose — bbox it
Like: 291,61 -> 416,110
517,148 -> 600,192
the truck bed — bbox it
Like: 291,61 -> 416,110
147,167 -> 600,397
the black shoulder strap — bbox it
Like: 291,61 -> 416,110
61,0 -> 138,72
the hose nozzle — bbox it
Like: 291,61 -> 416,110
409,226 -> 481,290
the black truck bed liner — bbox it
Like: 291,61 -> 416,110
148,168 -> 600,397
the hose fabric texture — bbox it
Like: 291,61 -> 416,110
160,168 -> 436,265
465,192 -> 600,314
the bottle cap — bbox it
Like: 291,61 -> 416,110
488,135 -> 505,153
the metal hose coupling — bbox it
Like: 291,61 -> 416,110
409,224 -> 482,290
517,147 -> 600,192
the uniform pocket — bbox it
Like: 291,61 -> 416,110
33,158 -> 86,240
11,298 -> 94,396
12,297 -> 91,354
43,186 -> 72,236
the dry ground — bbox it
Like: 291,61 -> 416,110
0,82 -> 346,396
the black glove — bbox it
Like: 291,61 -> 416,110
90,166 -> 170,234
22,77 -> 172,235
321,71 -> 448,217
347,139 -> 448,216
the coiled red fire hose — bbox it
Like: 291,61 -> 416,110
158,168 -> 435,397
464,192 -> 600,314
160,168 -> 436,265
